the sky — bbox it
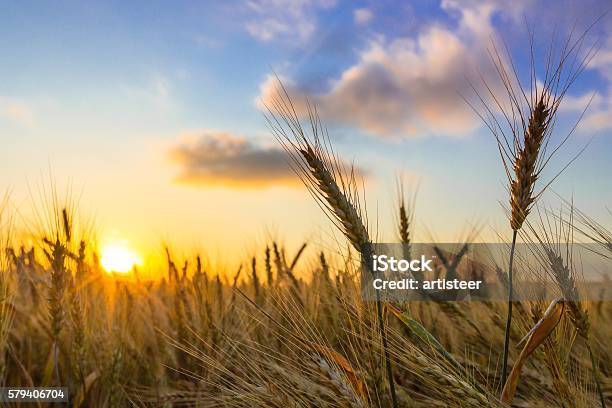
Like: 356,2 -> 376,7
1,0 -> 611,270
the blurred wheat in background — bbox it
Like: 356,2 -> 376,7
0,178 -> 611,407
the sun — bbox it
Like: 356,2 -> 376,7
100,242 -> 142,273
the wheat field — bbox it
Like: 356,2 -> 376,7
1,8 -> 611,408
0,187 -> 610,407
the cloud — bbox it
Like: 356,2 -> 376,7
169,130 -> 368,188
559,36 -> 612,133
244,0 -> 337,44
0,98 -> 34,126
562,91 -> 612,133
258,1 -> 521,138
590,41 -> 612,80
582,106 -> 612,132
121,74 -> 177,112
353,8 -> 373,25
582,37 -> 612,132
168,131 -> 298,188
194,35 -> 223,48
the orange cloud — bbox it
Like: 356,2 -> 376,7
169,130 -> 369,189
169,131 -> 298,188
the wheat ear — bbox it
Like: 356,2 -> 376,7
265,80 -> 399,408
468,28 -> 598,388
526,205 -> 605,407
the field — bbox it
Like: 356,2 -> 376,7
0,191 -> 610,407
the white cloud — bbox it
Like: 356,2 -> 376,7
560,92 -> 603,112
353,8 -> 373,25
152,75 -> 171,99
591,48 -> 612,80
582,106 -> 612,132
559,36 -> 612,133
244,0 -> 337,44
258,0 -> 611,139
258,1 -> 516,138
562,91 -> 612,133
122,74 -> 177,111
193,35 -> 222,48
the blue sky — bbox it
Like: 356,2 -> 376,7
1,0 -> 611,263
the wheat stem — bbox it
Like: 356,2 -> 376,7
500,230 -> 517,387
586,342 -> 605,408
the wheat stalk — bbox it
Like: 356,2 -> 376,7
412,352 -> 496,407
251,256 -> 261,305
264,246 -> 273,287
264,79 -> 399,408
0,197 -> 14,386
468,27 -> 598,388
526,205 -> 605,407
530,301 -> 576,406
